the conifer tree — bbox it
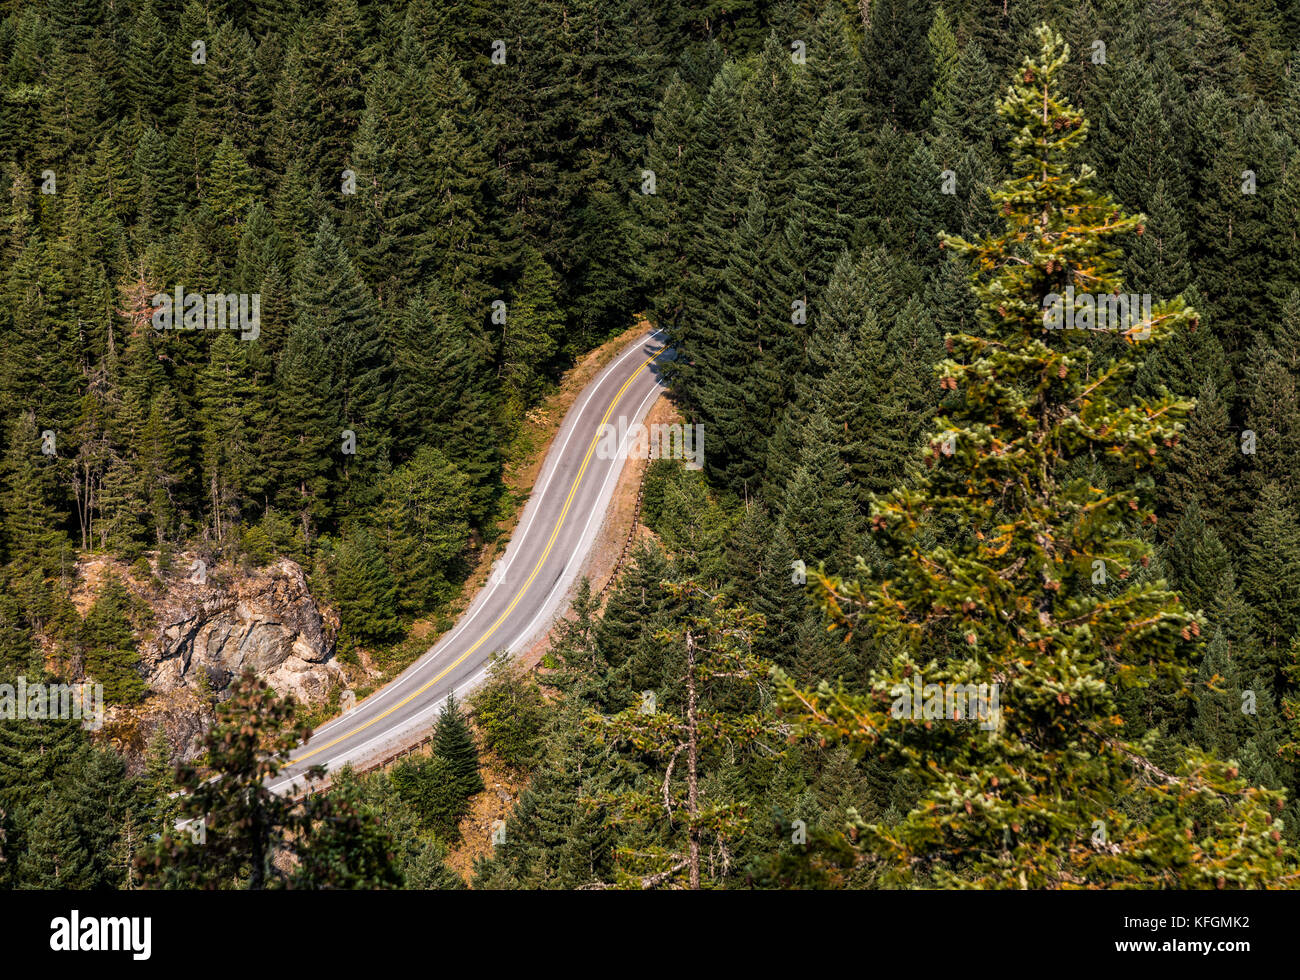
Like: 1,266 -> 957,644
776,408 -> 861,567
138,672 -> 399,889
140,387 -> 192,544
764,253 -> 870,498
198,332 -> 261,541
332,530 -> 403,650
193,23 -> 259,156
388,288 -> 500,521
667,62 -> 746,417
387,754 -> 470,843
636,75 -> 700,339
1159,378 -> 1234,529
1124,178 -> 1191,298
776,96 -> 866,318
140,724 -> 180,835
863,0 -> 935,131
748,523 -> 805,668
15,796 -> 96,888
1240,483 -> 1300,652
592,542 -> 677,712
776,28 -> 1294,888
0,717 -> 85,812
1164,500 -> 1235,615
205,138 -> 259,240
699,187 -> 779,496
0,412 -> 71,578
588,584 -> 778,889
433,694 -> 484,801
1242,345 -> 1300,510
291,218 -> 390,517
931,40 -> 997,164
373,447 -> 472,616
805,2 -> 869,131
265,0 -> 369,189
1189,86 -> 1272,355
923,6 -> 960,125
470,655 -> 548,771
471,709 -> 615,889
82,571 -> 146,704
126,0 -> 173,130
500,248 -> 563,415
273,318 -> 335,550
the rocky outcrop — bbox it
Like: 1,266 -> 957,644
141,558 -> 342,705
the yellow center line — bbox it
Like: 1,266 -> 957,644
287,343 -> 667,766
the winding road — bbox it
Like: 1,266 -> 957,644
269,329 -> 670,794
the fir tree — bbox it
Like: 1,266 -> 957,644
588,583 -> 778,889
198,332 -> 261,541
273,317 -> 335,550
433,694 -> 484,801
863,0 -> 936,131
1240,483 -> 1300,651
82,571 -> 146,704
15,795 -> 96,888
500,248 -> 563,415
776,27 -> 1294,888
0,412 -> 71,578
291,218 -> 390,517
332,530 -> 403,650
373,447 -> 472,616
471,710 -> 615,889
138,672 -> 398,889
387,287 -> 499,521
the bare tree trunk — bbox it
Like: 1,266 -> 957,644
211,475 -> 222,541
685,631 -> 700,891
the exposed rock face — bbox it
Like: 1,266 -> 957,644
142,558 -> 341,705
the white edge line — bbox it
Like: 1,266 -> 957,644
300,330 -> 665,744
272,371 -> 666,793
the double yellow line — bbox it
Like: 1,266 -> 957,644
288,342 -> 667,766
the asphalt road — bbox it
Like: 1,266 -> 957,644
269,329 -> 670,794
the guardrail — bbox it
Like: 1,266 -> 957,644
283,733 -> 433,801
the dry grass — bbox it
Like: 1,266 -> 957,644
443,745 -> 529,885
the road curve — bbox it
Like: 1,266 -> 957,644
269,329 -> 670,794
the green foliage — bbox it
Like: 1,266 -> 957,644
500,248 -> 563,416
81,571 -> 146,704
389,754 -> 472,844
471,654 -> 548,770
386,694 -> 487,846
584,583 -> 780,889
433,694 -> 484,800
775,27 -> 1295,888
137,672 -> 399,888
332,530 -> 404,650
373,447 -> 472,616
3,0 -> 1300,895
328,765 -> 464,889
